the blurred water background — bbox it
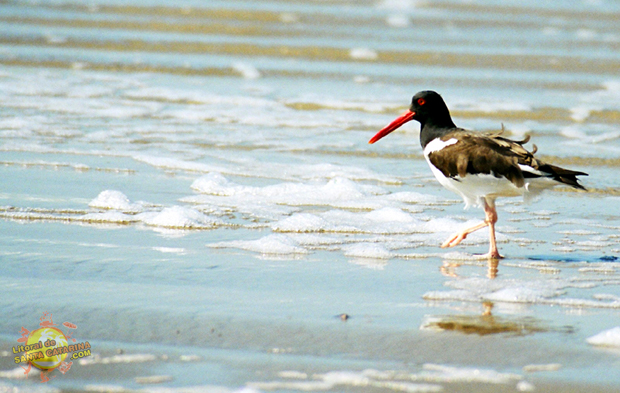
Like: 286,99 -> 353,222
1,0 -> 620,392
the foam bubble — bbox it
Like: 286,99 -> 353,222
386,15 -> 411,27
191,175 -> 388,209
344,243 -> 392,259
423,277 -> 565,304
232,63 -> 262,79
349,48 -> 378,60
83,385 -> 127,393
377,0 -> 420,9
208,234 -> 308,255
81,211 -> 140,224
586,326 -> 620,347
138,206 -> 222,229
386,191 -> 446,205
420,364 -> 522,384
89,190 -> 142,212
272,213 -> 333,233
279,12 -> 299,23
424,273 -> 620,309
570,106 -> 595,122
134,155 -> 224,174
153,247 -> 186,254
272,209 -> 426,235
191,173 -> 240,196
364,207 -> 416,223
250,369 -> 443,392
250,365 -> 529,392
80,354 -> 158,365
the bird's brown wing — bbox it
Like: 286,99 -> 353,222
428,130 -> 587,190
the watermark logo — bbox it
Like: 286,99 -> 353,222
13,311 -> 91,383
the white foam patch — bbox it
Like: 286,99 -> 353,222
171,169 -> 506,255
344,243 -> 393,259
349,48 -> 378,60
386,191 -> 447,205
89,190 -> 143,212
0,203 -> 230,233
81,211 -> 140,224
560,124 -> 620,145
272,213 -> 334,233
80,354 -> 158,366
153,247 -> 186,254
191,174 -> 389,209
272,208 -> 430,234
190,173 -> 244,196
138,206 -> 222,229
232,63 -> 262,79
386,15 -> 411,27
208,234 -> 308,255
377,0 -> 420,9
279,12 -> 299,23
424,274 -> 620,309
420,364 -> 522,384
84,385 -> 130,392
250,365 -> 529,392
86,384 -> 257,393
250,370 -> 442,392
516,381 -> 536,392
134,155 -> 226,174
570,106 -> 597,122
286,233 -> 344,248
586,327 -> 620,347
567,80 -> 620,121
0,208 -> 137,225
136,156 -> 402,184
576,28 -> 597,41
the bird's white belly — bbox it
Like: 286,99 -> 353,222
425,158 -> 523,208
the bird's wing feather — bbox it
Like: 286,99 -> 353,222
427,130 -> 587,190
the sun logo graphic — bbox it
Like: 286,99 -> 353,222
13,311 -> 91,383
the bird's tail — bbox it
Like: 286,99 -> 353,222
538,163 -> 588,190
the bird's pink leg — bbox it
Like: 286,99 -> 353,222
441,198 -> 503,259
441,221 -> 488,248
481,201 -> 502,259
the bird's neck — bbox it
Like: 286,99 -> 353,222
419,117 -> 457,148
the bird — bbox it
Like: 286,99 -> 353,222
368,90 -> 587,259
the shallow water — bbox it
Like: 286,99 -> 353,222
1,0 -> 620,392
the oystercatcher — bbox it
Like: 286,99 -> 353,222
369,90 -> 587,259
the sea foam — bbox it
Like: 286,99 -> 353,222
138,206 -> 222,229
586,327 -> 620,347
89,190 -> 143,212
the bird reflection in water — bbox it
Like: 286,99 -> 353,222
420,301 -> 566,336
440,258 -> 499,279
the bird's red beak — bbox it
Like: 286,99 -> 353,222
368,110 -> 415,144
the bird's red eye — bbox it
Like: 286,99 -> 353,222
417,98 -> 426,106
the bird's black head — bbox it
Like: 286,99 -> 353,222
409,90 -> 453,127
368,90 -> 456,145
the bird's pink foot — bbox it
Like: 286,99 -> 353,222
479,250 -> 503,259
441,232 -> 468,248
